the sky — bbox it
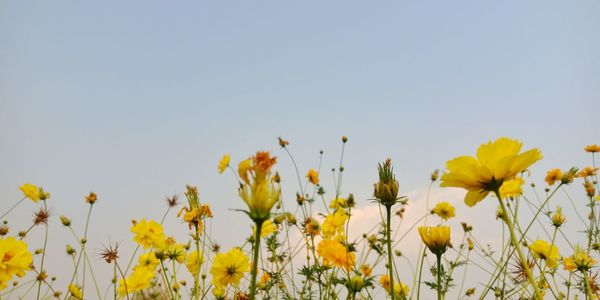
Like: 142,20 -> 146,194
1,1 -> 599,299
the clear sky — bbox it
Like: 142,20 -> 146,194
1,1 -> 599,298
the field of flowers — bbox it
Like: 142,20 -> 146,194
1,137 -> 599,300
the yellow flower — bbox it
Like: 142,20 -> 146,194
258,272 -> 270,289
432,202 -> 455,220
321,209 -> 348,238
254,219 -> 277,237
499,177 -> 525,198
210,247 -> 250,287
19,183 -> 40,202
307,169 -> 320,185
238,152 -> 280,221
304,217 -> 320,236
585,144 -> 600,153
118,266 -> 155,296
185,250 -> 204,276
329,197 -> 347,209
218,154 -> 230,174
360,264 -> 372,277
212,284 -> 226,300
418,226 -> 451,255
379,274 -> 391,291
68,284 -> 83,300
161,237 -> 186,263
131,219 -> 165,249
551,207 -> 566,227
137,252 -> 159,271
440,137 -> 542,206
0,237 -> 33,290
316,239 -> 355,270
577,167 -> 599,178
545,169 -> 563,186
529,240 -> 560,268
564,246 -> 596,272
393,282 -> 410,298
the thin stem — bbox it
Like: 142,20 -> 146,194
495,190 -> 542,299
386,205 -> 395,300
35,201 -> 49,300
436,254 -> 442,300
250,220 -> 264,300
0,197 -> 26,220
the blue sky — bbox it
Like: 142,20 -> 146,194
1,1 -> 599,298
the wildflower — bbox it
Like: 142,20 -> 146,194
321,209 -> 348,238
393,282 -> 410,298
238,151 -> 280,221
60,216 -> 71,227
19,184 -> 40,202
584,181 -> 596,198
440,137 -> 542,206
0,237 -> 33,290
218,154 -> 230,174
68,284 -> 83,299
431,169 -> 440,182
563,246 -> 596,272
316,239 -> 355,270
418,226 -> 451,255
499,177 -> 525,198
185,250 -> 204,276
551,207 -> 566,227
303,217 -> 320,236
379,274 -> 391,291
431,202 -> 455,220
100,242 -> 119,263
254,219 -> 277,237
329,197 -> 347,209
166,195 -> 179,208
545,169 -> 563,186
33,208 -> 50,226
307,169 -> 319,185
137,252 -> 159,270
212,284 -> 226,300
85,192 -> 97,204
118,266 -> 155,296
258,272 -> 270,289
585,144 -> 600,153
162,237 -> 186,263
577,167 -> 599,178
277,137 -> 289,148
131,219 -> 165,249
210,247 -> 250,287
529,240 -> 560,268
348,275 -> 365,292
360,264 -> 372,277
373,158 -> 401,206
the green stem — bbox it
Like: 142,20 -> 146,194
495,190 -> 541,299
436,254 -> 442,300
250,220 -> 264,300
386,205 -> 395,300
35,201 -> 49,300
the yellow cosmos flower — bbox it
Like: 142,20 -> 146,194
393,282 -> 410,298
329,197 -> 347,209
161,237 -> 186,263
307,169 -> 320,185
379,274 -> 391,291
118,266 -> 155,296
0,237 -> 33,290
551,206 -> 566,227
316,239 -> 355,270
563,246 -> 596,272
321,209 -> 348,238
529,240 -> 560,268
440,137 -> 542,206
418,226 -> 451,255
499,177 -> 525,198
137,252 -> 159,271
238,152 -> 280,221
432,202 -> 455,220
68,284 -> 83,300
185,250 -> 204,276
254,219 -> 277,237
584,144 -> 600,153
131,219 -> 166,249
360,264 -> 372,277
258,272 -> 270,289
212,284 -> 226,300
545,169 -> 563,186
19,183 -> 40,202
210,247 -> 250,287
577,167 -> 599,178
218,154 -> 230,174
